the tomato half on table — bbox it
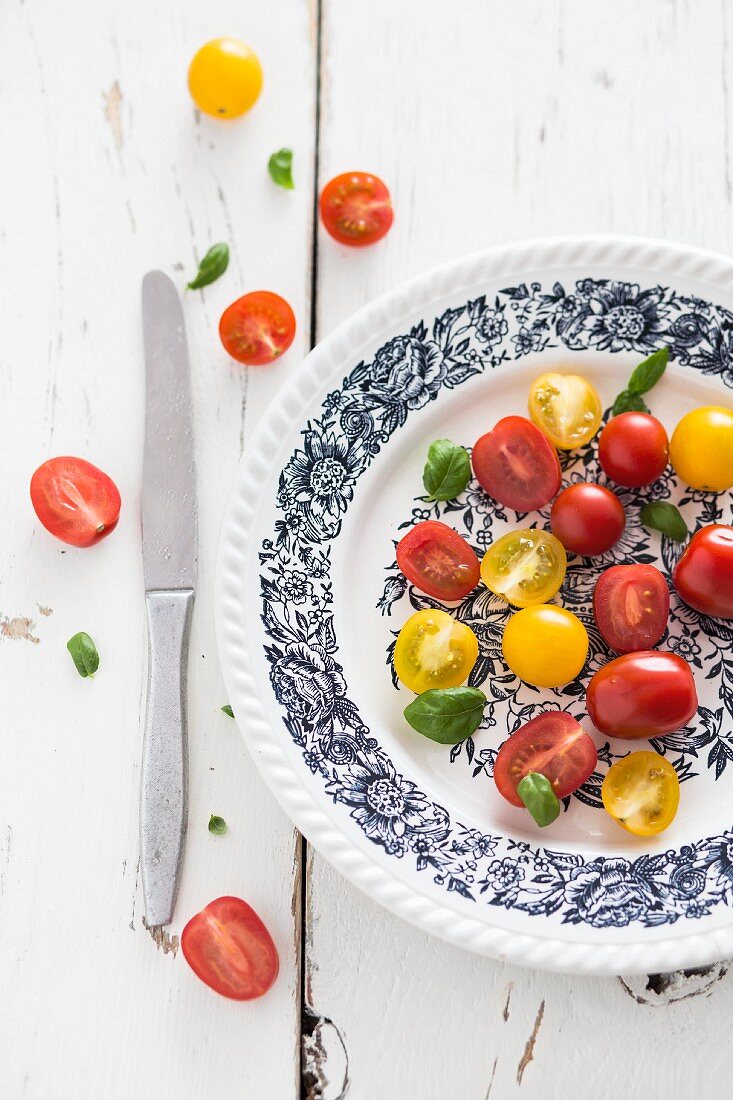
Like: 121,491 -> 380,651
528,373 -> 602,449
396,521 -> 479,601
181,896 -> 279,1000
593,564 -> 670,653
393,609 -> 478,694
494,711 -> 597,807
550,483 -> 626,557
598,411 -> 669,488
219,291 -> 296,365
586,651 -> 698,739
30,456 -> 121,547
472,416 -> 561,511
320,172 -> 393,246
602,751 -> 680,836
673,524 -> 733,619
480,528 -> 566,607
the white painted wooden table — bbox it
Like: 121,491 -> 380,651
3,1 -> 733,1097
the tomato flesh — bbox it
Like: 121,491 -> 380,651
673,524 -> 733,620
181,896 -> 279,1000
30,456 -> 121,547
602,751 -> 680,836
528,373 -> 602,449
320,172 -> 393,246
598,412 -> 669,488
472,416 -> 561,512
393,609 -> 478,694
586,650 -> 698,739
593,564 -> 670,653
396,520 -> 479,601
480,528 -> 566,607
219,291 -> 296,365
494,711 -> 597,807
550,483 -> 626,557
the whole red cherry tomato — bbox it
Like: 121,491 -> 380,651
673,524 -> 733,619
396,520 -> 479,601
494,711 -> 597,806
593,564 -> 670,653
320,172 -> 393,246
472,416 -> 561,512
550,483 -> 626,556
598,412 -> 669,487
219,291 -> 296,365
586,651 -> 698,739
181,896 -> 279,1000
30,456 -> 121,547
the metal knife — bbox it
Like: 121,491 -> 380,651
140,270 -> 197,928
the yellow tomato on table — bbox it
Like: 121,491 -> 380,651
188,38 -> 263,118
528,373 -> 602,449
502,605 -> 588,687
669,406 -> 733,491
393,609 -> 478,694
602,751 -> 680,836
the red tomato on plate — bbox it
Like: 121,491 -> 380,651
396,520 -> 479,601
219,291 -> 296,365
181,896 -> 279,1000
598,411 -> 669,487
550,483 -> 626,556
472,416 -> 561,512
30,456 -> 121,547
586,651 -> 698,739
320,172 -> 393,246
673,524 -> 733,620
593,564 -> 670,653
494,711 -> 597,807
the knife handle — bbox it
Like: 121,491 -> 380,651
140,589 -> 194,927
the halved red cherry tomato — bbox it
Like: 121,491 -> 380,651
598,412 -> 669,488
320,172 -> 393,246
30,456 -> 121,547
396,520 -> 479,601
593,564 -> 669,653
673,524 -> 733,620
472,416 -> 561,512
219,291 -> 296,365
181,896 -> 279,1001
550,483 -> 626,557
586,651 -> 698,739
494,711 -> 597,807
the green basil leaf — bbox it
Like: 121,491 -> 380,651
640,501 -> 688,542
268,148 -> 295,190
611,389 -> 649,417
208,814 -> 228,836
187,243 -> 229,290
221,704 -> 234,717
422,439 -> 471,501
627,347 -> 669,395
517,772 -> 561,827
404,687 -> 486,744
66,632 -> 99,678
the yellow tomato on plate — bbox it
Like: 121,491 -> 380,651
502,605 -> 588,687
480,529 -> 566,607
188,38 -> 263,119
528,372 -> 602,449
669,406 -> 733,491
393,609 -> 478,694
601,751 -> 680,836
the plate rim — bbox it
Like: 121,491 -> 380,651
215,234 -> 733,975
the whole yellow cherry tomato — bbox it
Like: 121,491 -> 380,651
528,372 -> 602,449
393,609 -> 478,694
669,406 -> 733,491
480,529 -> 566,607
188,38 -> 263,119
602,751 -> 680,836
502,605 -> 588,687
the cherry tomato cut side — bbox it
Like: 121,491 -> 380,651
396,520 -> 480,601
472,416 -> 561,512
602,751 -> 680,836
181,896 -> 279,1000
30,456 -> 121,548
593,564 -> 670,653
586,650 -> 698,739
219,291 -> 296,365
494,711 -> 597,807
320,172 -> 393,246
550,483 -> 626,557
673,524 -> 733,620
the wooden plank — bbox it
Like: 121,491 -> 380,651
0,1 -> 316,1096
306,1 -> 733,1096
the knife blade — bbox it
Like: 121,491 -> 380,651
140,270 -> 197,928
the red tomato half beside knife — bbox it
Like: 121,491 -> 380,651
181,896 -> 279,1001
30,456 -> 121,547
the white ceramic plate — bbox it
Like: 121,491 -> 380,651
216,237 -> 733,975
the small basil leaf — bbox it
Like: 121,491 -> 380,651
268,148 -> 295,190
67,631 -> 99,678
517,772 -> 561,827
627,347 -> 669,395
611,389 -> 649,417
187,243 -> 229,291
221,704 -> 234,717
640,501 -> 688,543
422,439 -> 471,501
404,687 -> 486,744
208,814 -> 228,836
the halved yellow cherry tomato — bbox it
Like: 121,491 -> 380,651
669,406 -> 733,491
602,751 -> 680,836
393,609 -> 478,694
188,38 -> 263,119
528,373 -> 602,449
480,529 -> 566,607
502,605 -> 588,687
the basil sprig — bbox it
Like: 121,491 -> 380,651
404,687 -> 486,744
640,501 -> 688,542
187,243 -> 229,290
423,439 -> 471,501
268,148 -> 295,190
221,704 -> 234,717
517,772 -> 561,827
611,347 -> 669,416
67,632 -> 100,678
208,815 -> 228,836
